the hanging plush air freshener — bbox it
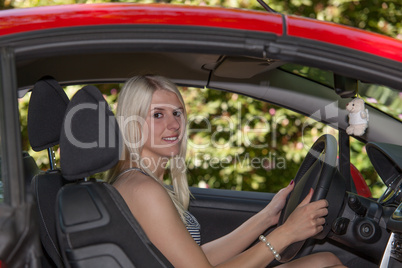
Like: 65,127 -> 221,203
346,98 -> 369,136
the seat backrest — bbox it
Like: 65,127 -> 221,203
27,76 -> 70,268
22,151 -> 40,194
57,85 -> 173,268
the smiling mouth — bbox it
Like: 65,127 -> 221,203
162,136 -> 179,142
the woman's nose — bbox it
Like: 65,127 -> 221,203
167,115 -> 181,131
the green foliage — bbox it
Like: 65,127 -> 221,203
12,0 -> 399,197
183,87 -> 311,192
18,83 -> 383,196
359,82 -> 402,121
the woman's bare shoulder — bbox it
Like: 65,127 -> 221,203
114,172 -> 171,210
131,174 -> 168,199
114,170 -> 156,189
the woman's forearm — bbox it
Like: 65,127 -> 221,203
215,226 -> 292,268
202,211 -> 276,266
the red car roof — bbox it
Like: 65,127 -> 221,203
0,3 -> 401,62
286,16 -> 402,63
0,4 -> 283,35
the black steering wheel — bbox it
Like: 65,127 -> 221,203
277,134 -> 338,262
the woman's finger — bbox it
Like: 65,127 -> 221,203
278,180 -> 295,196
309,199 -> 329,211
315,207 -> 328,218
316,217 -> 326,226
299,188 -> 314,207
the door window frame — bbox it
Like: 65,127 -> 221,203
0,47 -> 25,206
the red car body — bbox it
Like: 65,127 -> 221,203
0,3 -> 401,268
0,4 -> 401,62
0,3 -> 388,197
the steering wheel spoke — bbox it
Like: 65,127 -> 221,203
277,134 -> 346,262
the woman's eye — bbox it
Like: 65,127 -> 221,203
173,111 -> 182,117
153,113 -> 163,118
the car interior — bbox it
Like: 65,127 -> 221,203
21,63 -> 401,268
56,85 -> 174,267
28,77 -> 70,267
0,13 -> 400,267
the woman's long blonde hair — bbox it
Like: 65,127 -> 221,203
106,75 -> 190,222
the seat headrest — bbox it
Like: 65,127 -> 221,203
60,85 -> 122,181
28,76 -> 69,151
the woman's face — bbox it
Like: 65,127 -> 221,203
141,89 -> 185,163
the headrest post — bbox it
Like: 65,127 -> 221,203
47,147 -> 57,170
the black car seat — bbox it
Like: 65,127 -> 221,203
56,85 -> 173,268
0,151 -> 39,197
27,76 -> 70,267
22,151 -> 40,194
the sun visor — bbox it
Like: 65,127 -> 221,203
213,56 -> 283,79
366,142 -> 402,185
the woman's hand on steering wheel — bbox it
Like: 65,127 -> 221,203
279,188 -> 329,244
261,180 -> 295,226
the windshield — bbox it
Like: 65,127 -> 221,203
279,63 -> 334,88
358,82 -> 402,122
280,63 -> 401,122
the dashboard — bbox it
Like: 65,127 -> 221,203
366,142 -> 402,266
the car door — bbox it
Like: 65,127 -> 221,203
189,187 -> 275,244
0,47 -> 40,268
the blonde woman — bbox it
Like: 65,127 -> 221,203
106,75 -> 345,268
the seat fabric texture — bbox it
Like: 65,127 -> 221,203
57,85 -> 173,268
22,151 -> 40,194
28,76 -> 69,151
32,171 -> 69,267
27,76 -> 70,268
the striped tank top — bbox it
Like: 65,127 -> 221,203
185,211 -> 201,245
114,168 -> 202,245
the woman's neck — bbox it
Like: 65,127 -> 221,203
152,164 -> 166,181
136,154 -> 168,182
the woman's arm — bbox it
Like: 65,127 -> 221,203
201,181 -> 295,266
117,175 -> 213,267
211,188 -> 329,268
116,175 -> 327,268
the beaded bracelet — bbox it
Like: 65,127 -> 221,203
259,235 -> 281,261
